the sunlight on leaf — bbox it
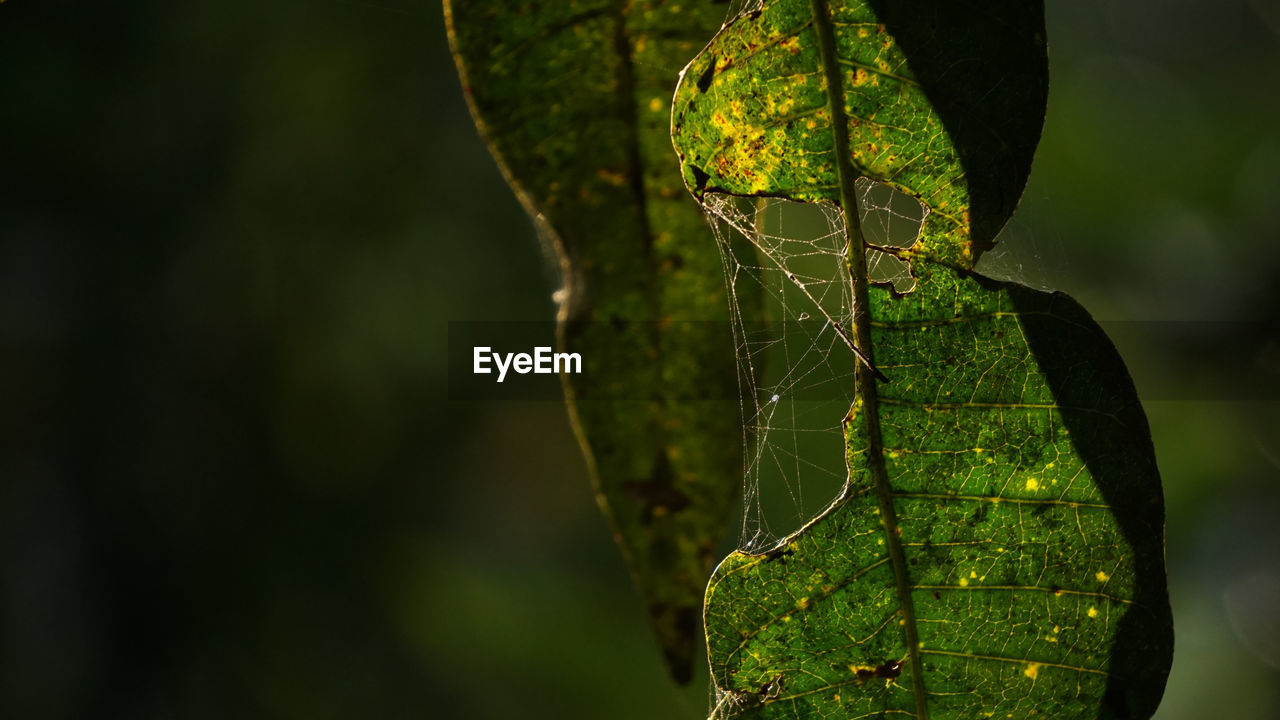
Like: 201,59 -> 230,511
671,1 -> 1174,718
672,0 -> 1047,268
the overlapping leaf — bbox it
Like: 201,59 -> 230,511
445,1 -> 750,681
671,0 -> 1173,717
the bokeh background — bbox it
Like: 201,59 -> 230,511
2,0 -> 1278,718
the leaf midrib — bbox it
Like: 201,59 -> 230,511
808,1 -> 930,718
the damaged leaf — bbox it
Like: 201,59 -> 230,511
672,1 -> 1173,718
672,0 -> 1047,268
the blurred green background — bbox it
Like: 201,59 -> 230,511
1,0 -> 1278,718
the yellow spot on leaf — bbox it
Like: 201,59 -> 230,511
1024,662 -> 1041,679
1088,606 -> 1099,618
1096,571 -> 1110,582
959,577 -> 969,587
1025,478 -> 1040,491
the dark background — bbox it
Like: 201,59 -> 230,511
2,0 -> 1278,718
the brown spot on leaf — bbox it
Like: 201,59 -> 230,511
855,660 -> 903,682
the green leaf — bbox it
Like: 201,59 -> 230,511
671,0 -> 1173,718
703,264 -> 1174,719
444,1 -> 750,682
672,0 -> 1048,268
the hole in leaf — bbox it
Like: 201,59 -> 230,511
856,176 -> 928,250
855,177 -> 926,294
867,249 -> 916,294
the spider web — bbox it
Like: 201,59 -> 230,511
702,179 -> 928,553
677,0 -> 1058,553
